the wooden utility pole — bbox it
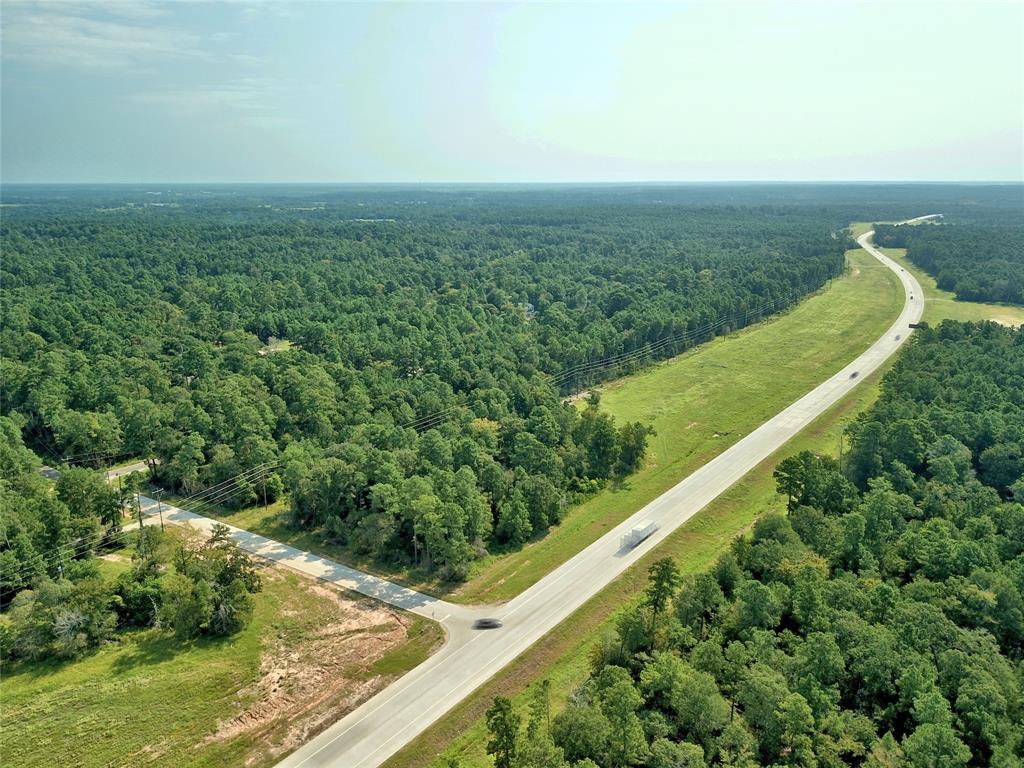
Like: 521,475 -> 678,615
135,490 -> 147,556
156,489 -> 165,532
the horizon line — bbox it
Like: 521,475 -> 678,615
3,179 -> 1023,187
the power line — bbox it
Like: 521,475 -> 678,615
395,291 -> 801,433
5,464 -> 281,584
4,465 -> 279,585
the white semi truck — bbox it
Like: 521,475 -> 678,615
620,521 -> 658,549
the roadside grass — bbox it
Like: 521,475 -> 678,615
848,221 -> 878,238
157,494 -> 436,593
1,540 -> 443,768
385,355 -> 894,768
371,616 -> 442,677
448,248 -> 902,604
879,247 -> 1024,327
103,457 -> 149,473
848,222 -> 1022,326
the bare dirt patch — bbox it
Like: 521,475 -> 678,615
990,313 -> 1022,328
203,569 -> 426,766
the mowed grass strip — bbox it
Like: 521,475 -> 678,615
849,221 -> 1023,326
386,350 -> 894,768
879,247 -> 1024,327
449,247 -> 902,604
1,566 -> 442,768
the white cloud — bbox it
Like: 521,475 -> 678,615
0,0 -> 268,70
132,77 -> 301,127
2,2 -> 203,69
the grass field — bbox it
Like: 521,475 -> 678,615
880,247 -> 1024,326
849,221 -> 1023,326
1,541 -> 442,768
848,221 -> 878,238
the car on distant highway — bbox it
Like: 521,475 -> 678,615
850,371 -> 859,379
473,618 -> 502,630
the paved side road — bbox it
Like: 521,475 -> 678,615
133,495 -> 468,622
37,463 -> 467,622
274,223 -> 926,768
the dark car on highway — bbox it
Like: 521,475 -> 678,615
473,618 -> 502,630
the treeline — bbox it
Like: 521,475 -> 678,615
874,222 -> 1024,305
485,321 -> 1023,768
1,195 -> 846,579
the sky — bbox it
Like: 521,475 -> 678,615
1,0 -> 1021,183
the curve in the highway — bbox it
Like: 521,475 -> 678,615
274,222 -> 927,768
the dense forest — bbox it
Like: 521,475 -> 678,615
1,190 -> 852,585
486,321 -> 1024,768
873,222 -> 1024,305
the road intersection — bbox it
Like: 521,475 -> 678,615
78,224 -> 926,768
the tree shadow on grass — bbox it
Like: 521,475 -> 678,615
4,654 -> 79,681
109,630 -> 231,675
609,477 -> 634,493
3,627 -> 208,682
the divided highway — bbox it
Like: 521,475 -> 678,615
273,224 -> 927,767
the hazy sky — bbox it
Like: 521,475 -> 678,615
2,0 -> 1021,183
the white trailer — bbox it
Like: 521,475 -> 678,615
620,521 -> 658,549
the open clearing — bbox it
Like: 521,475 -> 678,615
1,545 -> 442,768
849,221 -> 1023,326
879,247 -> 1024,326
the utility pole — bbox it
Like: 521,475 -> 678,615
136,490 -> 146,557
156,489 -> 165,532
